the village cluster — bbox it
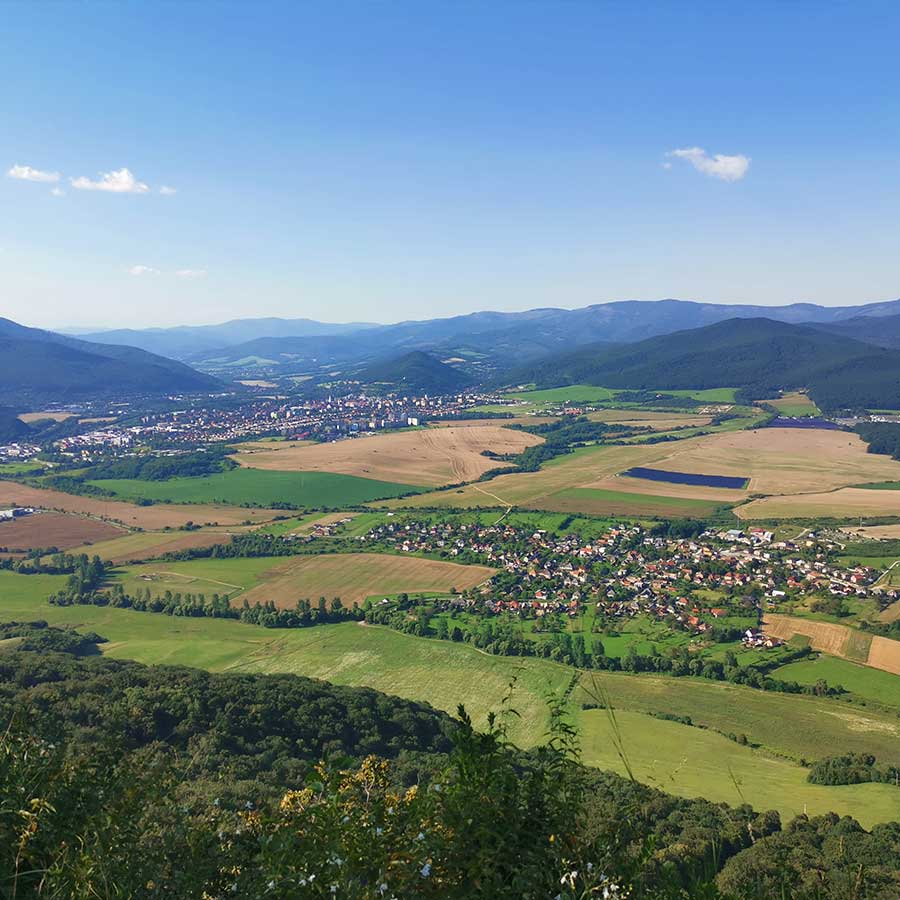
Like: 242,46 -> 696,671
356,519 -> 885,646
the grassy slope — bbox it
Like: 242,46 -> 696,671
2,569 -> 900,826
88,468 -> 423,507
774,655 -> 900,706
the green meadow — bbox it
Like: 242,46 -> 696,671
775,654 -> 900,707
88,468 -> 424,508
3,568 -> 900,825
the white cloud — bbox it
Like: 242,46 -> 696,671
7,164 -> 61,183
159,185 -> 177,195
666,147 -> 750,182
71,167 -> 150,194
128,265 -> 159,276
175,268 -> 207,278
50,186 -> 65,197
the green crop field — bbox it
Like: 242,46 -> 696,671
774,655 -> 900,707
509,385 -> 617,406
87,468 -> 424,508
3,567 -> 900,824
548,487 -> 725,518
578,708 -> 899,826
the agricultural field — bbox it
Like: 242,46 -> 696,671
774,655 -> 900,707
2,571 -> 899,825
88,468 -> 422,508
0,481 -> 282,528
108,552 -> 494,609
585,409 -> 714,430
763,613 -> 900,676
387,426 -> 900,519
62,529 -> 241,564
577,707 -> 899,826
765,391 -> 820,417
17,410 -> 76,423
239,553 -> 495,607
0,511 -> 125,550
232,425 -> 544,487
740,488 -> 900,520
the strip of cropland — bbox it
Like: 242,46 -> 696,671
0,481 -> 283,528
763,613 -> 900,675
0,511 -> 125,550
2,570 -> 900,827
87,468 -> 424,507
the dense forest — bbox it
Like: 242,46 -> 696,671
2,624 -> 900,897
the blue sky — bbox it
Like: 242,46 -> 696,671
2,1 -> 899,328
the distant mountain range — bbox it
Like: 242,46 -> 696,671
510,317 -> 900,411
72,298 -> 900,375
0,318 -> 222,406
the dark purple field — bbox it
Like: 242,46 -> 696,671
623,466 -> 748,490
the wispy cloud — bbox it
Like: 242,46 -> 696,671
71,167 -> 150,194
159,185 -> 177,195
128,265 -> 160,276
666,147 -> 750,182
7,164 -> 61,183
175,268 -> 207,278
50,186 -> 65,197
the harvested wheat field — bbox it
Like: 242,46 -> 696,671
740,488 -> 900,520
232,426 -> 544,487
64,530 -> 239,564
842,524 -> 900,540
645,428 -> 900,495
0,511 -> 124,550
763,614 -> 883,666
867,637 -> 900,677
586,410 -> 713,430
239,552 -> 495,608
17,411 -> 77,423
0,482 -> 281,529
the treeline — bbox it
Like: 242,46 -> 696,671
854,421 -> 900,460
0,619 -> 108,655
0,549 -> 106,583
364,602 -> 838,699
49,582 -> 363,629
3,628 -> 900,897
808,753 -> 900,787
87,445 -> 237,481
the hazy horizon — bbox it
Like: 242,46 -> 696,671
4,1 -> 900,329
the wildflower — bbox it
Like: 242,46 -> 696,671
244,800 -> 254,810
420,862 -> 432,878
341,815 -> 350,823
267,881 -> 276,891
375,827 -> 383,835
416,831 -> 425,841
213,798 -> 221,807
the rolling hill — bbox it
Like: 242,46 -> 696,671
509,317 -> 900,411
357,351 -> 472,394
0,318 -> 222,405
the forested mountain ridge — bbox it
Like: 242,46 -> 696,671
508,317 -> 900,410
0,317 -> 222,404
66,296 -> 900,367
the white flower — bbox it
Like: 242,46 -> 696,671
376,827 -> 383,835
416,831 -> 425,841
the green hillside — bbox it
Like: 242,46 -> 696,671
511,317 -> 900,410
